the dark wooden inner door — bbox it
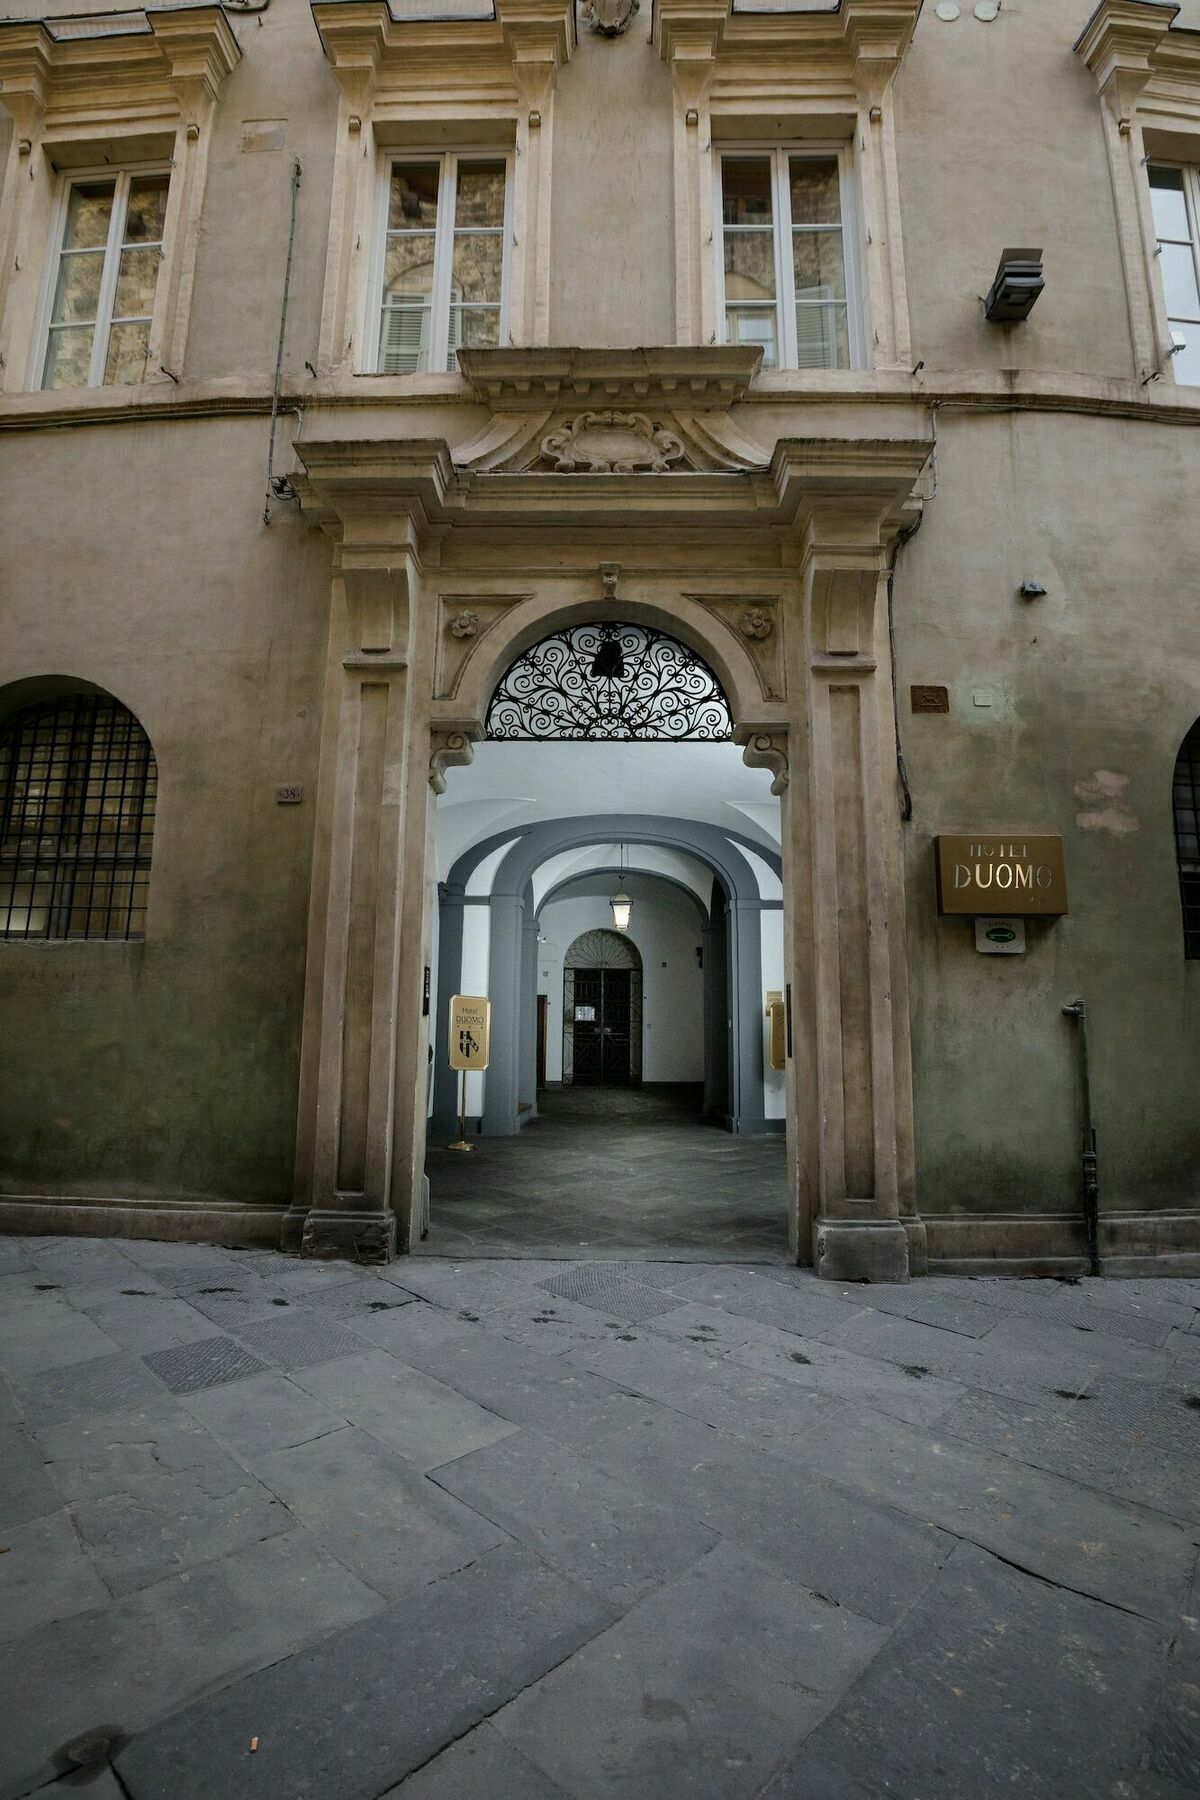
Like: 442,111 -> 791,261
570,967 -> 633,1086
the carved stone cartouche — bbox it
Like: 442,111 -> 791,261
540,410 -> 685,474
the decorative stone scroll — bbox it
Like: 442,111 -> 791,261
429,723 -> 484,795
736,728 -> 789,795
580,0 -> 639,36
540,411 -> 686,474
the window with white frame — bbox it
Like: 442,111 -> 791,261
373,153 -> 510,375
38,169 -> 170,391
1148,164 -> 1200,385
715,149 -> 861,372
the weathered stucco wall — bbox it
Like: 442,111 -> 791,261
898,409 -> 1200,1217
0,420 -> 329,1201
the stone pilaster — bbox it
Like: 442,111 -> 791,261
286,528 -> 420,1261
789,500 -> 916,1282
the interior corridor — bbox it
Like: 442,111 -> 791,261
421,1085 -> 789,1261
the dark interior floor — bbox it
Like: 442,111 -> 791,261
421,1084 -> 790,1261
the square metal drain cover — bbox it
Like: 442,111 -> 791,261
143,1335 -> 267,1395
538,1267 -> 683,1323
234,1313 -> 367,1370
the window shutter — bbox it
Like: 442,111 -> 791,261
379,307 -> 428,375
795,294 -> 837,370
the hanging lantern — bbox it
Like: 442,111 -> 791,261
590,625 -> 626,680
610,889 -> 632,932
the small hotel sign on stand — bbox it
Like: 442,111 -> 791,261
935,835 -> 1068,916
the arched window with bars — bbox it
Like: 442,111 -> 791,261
0,690 -> 157,942
1174,717 -> 1200,960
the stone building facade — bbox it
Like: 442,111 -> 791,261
1,0 -> 1199,1280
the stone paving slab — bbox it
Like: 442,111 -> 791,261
380,1723 -> 570,1799
0,1531 -> 382,1800
2,1240 -> 1199,1799
252,1426 -> 510,1599
69,1466 -> 293,1595
0,1423 -> 63,1529
113,1543 -> 615,1800
289,1349 -> 519,1472
12,1349 -> 168,1427
0,1509 -> 109,1645
35,1402 -> 249,1504
796,1541 -> 1172,1800
577,1401 -> 955,1627
491,1541 -> 887,1800
431,1424 -> 720,1608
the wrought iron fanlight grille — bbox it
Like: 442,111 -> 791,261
485,622 -> 733,741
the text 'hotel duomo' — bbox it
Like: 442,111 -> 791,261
1,0 -> 1200,1284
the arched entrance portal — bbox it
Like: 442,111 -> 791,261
562,929 -> 643,1088
288,401 -> 929,1282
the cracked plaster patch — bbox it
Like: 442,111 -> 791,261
1074,770 -> 1140,836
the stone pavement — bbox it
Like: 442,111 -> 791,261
1,1236 -> 1199,1799
424,1085 -> 789,1260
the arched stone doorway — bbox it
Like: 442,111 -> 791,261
562,928 -> 643,1087
287,388 -> 930,1282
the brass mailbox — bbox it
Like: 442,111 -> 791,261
766,991 -> 787,1071
935,835 -> 1068,917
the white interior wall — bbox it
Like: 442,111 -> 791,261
759,907 -> 786,1121
538,887 -> 705,1083
459,903 -> 491,1116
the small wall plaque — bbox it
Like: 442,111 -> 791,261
911,685 -> 949,713
275,784 -> 303,805
975,917 -> 1026,955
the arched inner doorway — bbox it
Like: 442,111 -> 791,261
422,617 -> 788,1259
562,928 -> 643,1087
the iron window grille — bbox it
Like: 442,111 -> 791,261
0,695 -> 156,941
485,622 -> 733,741
1174,718 -> 1200,959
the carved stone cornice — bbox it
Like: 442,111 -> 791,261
1075,1 -> 1181,125
310,0 -> 574,105
653,0 -> 920,99
293,431 -> 930,538
0,5 -> 241,129
456,347 -> 762,412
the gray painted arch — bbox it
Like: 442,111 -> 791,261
434,815 -> 782,1141
447,814 -> 781,901
536,866 -> 711,924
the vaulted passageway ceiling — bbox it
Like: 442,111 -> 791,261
436,739 -> 781,879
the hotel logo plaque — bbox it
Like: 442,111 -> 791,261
935,835 -> 1068,916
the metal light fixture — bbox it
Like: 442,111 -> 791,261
983,247 -> 1044,323
590,624 -> 626,681
610,844 -> 632,932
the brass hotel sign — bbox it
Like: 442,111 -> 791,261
935,835 -> 1068,917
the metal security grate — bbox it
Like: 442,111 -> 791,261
0,694 -> 156,940
1174,719 -> 1200,959
538,1266 -> 684,1323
